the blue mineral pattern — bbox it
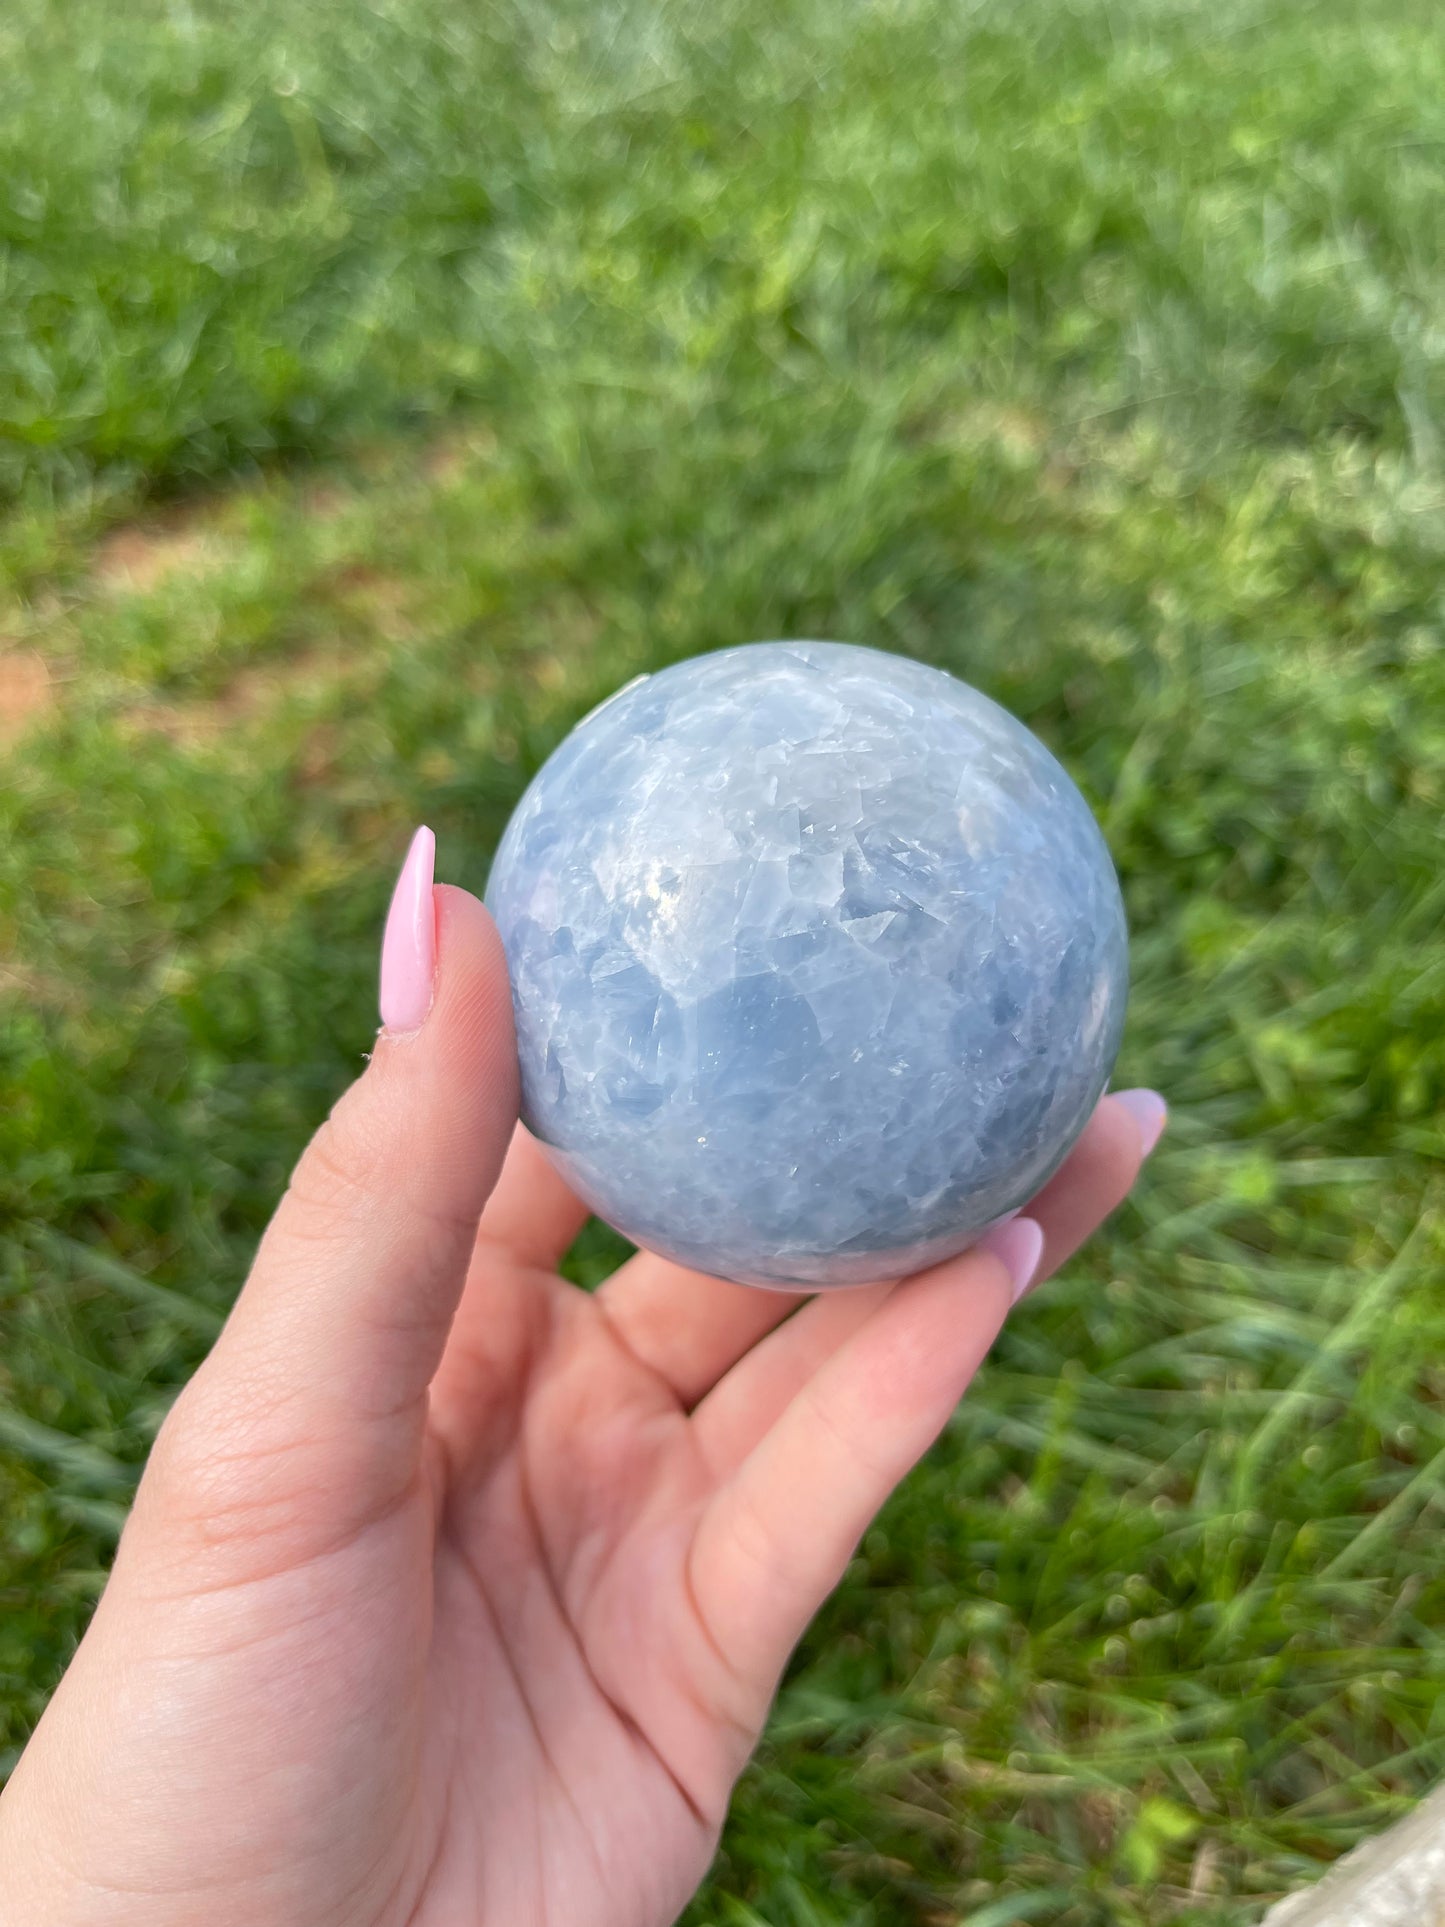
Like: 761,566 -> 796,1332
485,642 -> 1128,1287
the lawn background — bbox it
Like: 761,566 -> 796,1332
2,0 -> 1443,1919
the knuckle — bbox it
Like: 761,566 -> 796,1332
140,1376 -> 407,1573
144,1379 -> 301,1537
282,1104 -> 386,1235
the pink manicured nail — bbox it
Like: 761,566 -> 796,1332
379,826 -> 437,1032
978,1216 -> 1044,1304
1112,1088 -> 1168,1158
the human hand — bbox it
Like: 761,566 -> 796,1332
0,829 -> 1165,1927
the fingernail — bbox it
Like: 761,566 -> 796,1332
1112,1088 -> 1168,1158
979,1216 -> 1044,1304
379,826 -> 437,1033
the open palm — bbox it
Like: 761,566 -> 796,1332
0,887 -> 1151,1927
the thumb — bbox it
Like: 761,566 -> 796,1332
145,829 -> 518,1552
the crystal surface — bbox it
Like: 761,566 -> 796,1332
485,642 -> 1129,1287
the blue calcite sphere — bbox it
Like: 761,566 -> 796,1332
486,642 -> 1128,1288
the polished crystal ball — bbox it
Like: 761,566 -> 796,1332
485,642 -> 1128,1287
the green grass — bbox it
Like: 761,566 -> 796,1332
2,0 -> 1443,1918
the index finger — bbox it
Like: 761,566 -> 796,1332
472,1124 -> 592,1271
